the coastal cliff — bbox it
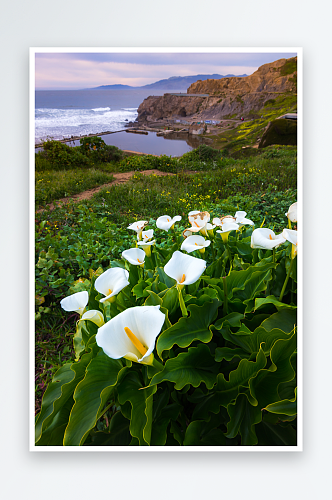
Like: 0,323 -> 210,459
136,57 -> 297,124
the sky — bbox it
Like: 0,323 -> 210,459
35,51 -> 298,90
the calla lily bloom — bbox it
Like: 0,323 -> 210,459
140,229 -> 154,242
156,215 -> 182,231
60,291 -> 88,315
164,250 -> 206,290
96,305 -> 165,365
95,267 -> 130,303
285,202 -> 297,223
137,239 -> 156,257
213,215 -> 236,227
127,220 -> 148,240
188,210 -> 210,230
182,226 -> 205,238
122,247 -> 146,266
181,235 -> 211,254
251,228 -> 286,250
234,211 -> 254,226
187,211 -> 210,237
216,222 -> 239,243
183,228 -> 195,238
282,228 -> 298,259
81,309 -> 105,327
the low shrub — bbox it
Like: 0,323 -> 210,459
36,137 -> 123,171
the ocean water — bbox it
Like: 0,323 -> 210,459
35,88 -> 194,155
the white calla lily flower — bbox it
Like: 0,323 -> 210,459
95,267 -> 130,303
213,215 -> 236,227
81,310 -> 105,327
188,210 -> 210,230
96,305 -> 165,365
251,228 -> 286,250
285,202 -> 297,223
182,228 -> 194,238
122,247 -> 146,266
60,291 -> 89,315
127,220 -> 148,240
164,250 -> 206,290
234,211 -> 254,226
282,228 -> 298,259
181,235 -> 211,254
156,215 -> 182,231
140,229 -> 154,242
216,222 -> 239,243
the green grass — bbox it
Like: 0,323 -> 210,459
35,169 -> 114,206
35,307 -> 76,415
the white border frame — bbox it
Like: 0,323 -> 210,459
30,47 -> 302,452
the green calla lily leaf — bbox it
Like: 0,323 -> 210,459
63,353 -> 128,446
220,309 -> 297,355
35,348 -> 96,444
214,347 -> 251,362
215,344 -> 267,408
117,371 -> 157,446
256,420 -> 297,446
151,403 -> 182,446
150,343 -> 219,391
249,331 -> 297,411
248,295 -> 297,314
263,387 -> 297,416
156,301 -> 219,357
226,393 -> 262,445
35,397 -> 74,446
183,420 -> 226,446
144,290 -> 163,307
86,412 -> 131,446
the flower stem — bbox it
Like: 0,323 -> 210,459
97,400 -> 113,421
226,243 -> 232,272
121,286 -> 131,300
178,287 -> 188,317
279,258 -> 294,302
211,241 -> 215,261
222,276 -> 228,315
151,357 -> 164,372
267,247 -> 276,296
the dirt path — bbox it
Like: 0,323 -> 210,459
37,169 -> 175,212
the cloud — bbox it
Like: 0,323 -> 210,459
35,51 -> 297,89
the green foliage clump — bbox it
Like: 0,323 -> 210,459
279,57 -> 297,76
38,140 -> 90,170
181,144 -> 222,162
79,136 -> 123,163
264,99 -> 276,107
36,137 -> 123,172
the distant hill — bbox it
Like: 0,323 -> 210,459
93,84 -> 133,90
90,74 -> 248,91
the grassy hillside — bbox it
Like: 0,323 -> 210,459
208,94 -> 297,154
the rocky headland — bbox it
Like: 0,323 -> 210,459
136,57 -> 297,126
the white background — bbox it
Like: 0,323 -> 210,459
1,1 -> 330,498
